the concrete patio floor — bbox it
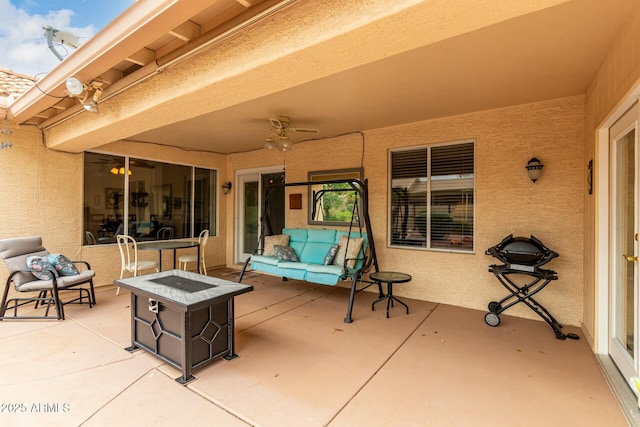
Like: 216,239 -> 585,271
0,269 -> 629,426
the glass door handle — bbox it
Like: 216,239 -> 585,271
623,254 -> 638,262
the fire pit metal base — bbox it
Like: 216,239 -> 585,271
116,270 -> 253,384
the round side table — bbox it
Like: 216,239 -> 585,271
369,271 -> 411,318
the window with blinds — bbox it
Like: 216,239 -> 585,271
389,141 -> 474,251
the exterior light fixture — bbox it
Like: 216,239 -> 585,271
65,77 -> 104,113
1,113 -> 12,150
525,157 -> 544,183
222,182 -> 232,195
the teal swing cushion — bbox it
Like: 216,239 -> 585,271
249,228 -> 368,286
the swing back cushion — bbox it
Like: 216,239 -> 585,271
250,228 -> 368,286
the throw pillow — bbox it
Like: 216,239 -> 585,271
263,234 -> 290,257
323,244 -> 339,265
46,254 -> 80,276
332,236 -> 364,268
274,245 -> 299,262
26,256 -> 59,281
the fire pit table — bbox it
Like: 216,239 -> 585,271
115,270 -> 253,384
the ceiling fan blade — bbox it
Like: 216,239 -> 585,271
289,127 -> 319,134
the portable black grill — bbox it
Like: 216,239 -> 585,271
485,234 -> 579,340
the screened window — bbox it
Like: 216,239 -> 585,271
83,153 -> 217,245
389,141 -> 474,252
308,168 -> 362,226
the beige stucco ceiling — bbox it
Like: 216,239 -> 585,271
10,0 -> 640,154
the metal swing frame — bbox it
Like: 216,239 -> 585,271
238,178 -> 380,323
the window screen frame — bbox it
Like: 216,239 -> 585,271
82,152 -> 218,246
307,168 -> 363,227
388,140 -> 476,253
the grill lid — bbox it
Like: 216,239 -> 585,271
485,234 -> 558,267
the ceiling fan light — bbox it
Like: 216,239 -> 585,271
264,138 -> 276,149
279,138 -> 292,149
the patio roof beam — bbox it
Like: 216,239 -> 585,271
9,0 -> 219,122
37,0 -> 299,132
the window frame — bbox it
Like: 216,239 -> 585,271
307,168 -> 363,227
82,152 -> 218,245
388,140 -> 475,253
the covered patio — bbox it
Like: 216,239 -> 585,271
4,0 -> 640,425
0,269 -> 627,426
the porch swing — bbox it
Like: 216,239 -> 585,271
238,178 -> 381,323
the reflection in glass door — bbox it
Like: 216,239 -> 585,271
239,177 -> 259,262
610,102 -> 639,382
236,167 -> 286,264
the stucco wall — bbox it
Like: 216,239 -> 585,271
1,95 -> 584,325
583,5 -> 640,346
229,95 -> 585,325
0,132 -> 227,298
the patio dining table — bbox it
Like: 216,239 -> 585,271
138,240 -> 200,272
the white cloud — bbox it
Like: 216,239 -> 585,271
0,0 -> 96,77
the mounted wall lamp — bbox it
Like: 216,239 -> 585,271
222,181 -> 232,195
65,77 -> 104,113
1,113 -> 12,150
525,157 -> 544,183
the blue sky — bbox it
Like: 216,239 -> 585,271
0,0 -> 135,77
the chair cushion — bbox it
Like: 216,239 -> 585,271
307,228 -> 337,243
251,255 -> 279,266
15,270 -> 95,292
46,254 -> 80,276
0,236 -> 46,259
263,234 -> 290,256
274,245 -> 299,262
125,260 -> 157,273
178,254 -> 198,263
0,236 -> 49,286
26,256 -> 59,281
277,261 -> 309,271
307,264 -> 344,275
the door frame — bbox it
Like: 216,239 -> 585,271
234,165 -> 284,264
596,86 -> 640,355
607,102 -> 639,381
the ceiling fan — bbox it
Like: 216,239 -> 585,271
264,116 -> 319,151
269,116 -> 319,135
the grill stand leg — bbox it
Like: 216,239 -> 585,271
487,268 -> 579,340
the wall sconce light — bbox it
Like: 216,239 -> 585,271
65,77 -> 104,113
525,157 -> 544,183
222,181 -> 232,195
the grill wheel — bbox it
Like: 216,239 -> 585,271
484,312 -> 500,327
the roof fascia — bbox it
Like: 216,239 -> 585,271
9,0 -> 214,122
